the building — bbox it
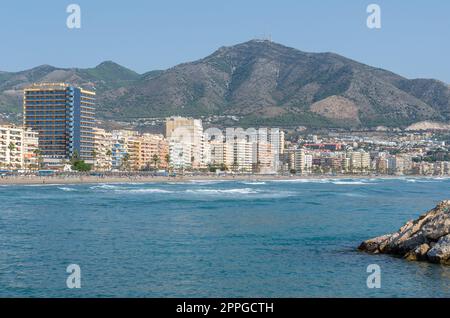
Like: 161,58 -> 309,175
23,83 -> 95,165
294,148 -> 313,174
93,127 -> 112,171
165,117 -> 205,169
254,142 -> 273,173
348,150 -> 371,173
169,141 -> 192,169
246,127 -> 284,173
209,139 -> 233,169
23,128 -> 40,170
138,133 -> 169,170
0,126 -> 39,170
111,130 -> 131,170
231,138 -> 254,172
268,128 -> 285,172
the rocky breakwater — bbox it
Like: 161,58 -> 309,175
359,200 -> 450,265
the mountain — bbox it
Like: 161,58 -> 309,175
0,61 -> 140,116
1,40 -> 449,128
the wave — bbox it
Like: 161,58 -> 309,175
242,182 -> 267,185
185,188 -> 259,195
271,178 -> 376,185
90,184 -> 122,190
58,187 -> 77,192
332,181 -> 375,185
115,188 -> 174,194
188,180 -> 232,185
270,178 -> 332,184
339,192 -> 368,198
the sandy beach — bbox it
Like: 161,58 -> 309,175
0,174 -> 434,185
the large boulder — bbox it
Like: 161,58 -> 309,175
359,200 -> 450,265
427,235 -> 450,264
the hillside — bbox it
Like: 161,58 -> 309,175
1,40 -> 449,128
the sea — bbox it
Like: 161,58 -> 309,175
1,177 -> 450,297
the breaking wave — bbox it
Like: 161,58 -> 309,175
90,184 -> 123,190
332,181 -> 375,185
114,188 -> 174,194
185,188 -> 259,195
58,187 -> 77,192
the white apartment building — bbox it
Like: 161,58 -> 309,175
246,127 -> 284,173
93,127 -> 113,171
348,150 -> 371,172
268,128 -> 285,172
166,117 -> 206,169
0,126 -> 39,170
169,141 -> 192,169
231,139 -> 254,172
254,142 -> 274,173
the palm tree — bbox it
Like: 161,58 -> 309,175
33,149 -> 43,170
151,154 -> 160,169
8,142 -> 15,152
232,159 -> 239,172
71,149 -> 80,164
121,153 -> 130,171
164,153 -> 171,173
105,149 -> 113,171
91,149 -> 97,170
8,143 -> 16,169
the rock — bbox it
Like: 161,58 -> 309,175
427,235 -> 450,264
405,243 -> 430,261
358,234 -> 392,253
359,201 -> 450,265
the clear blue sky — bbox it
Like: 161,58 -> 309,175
1,0 -> 449,83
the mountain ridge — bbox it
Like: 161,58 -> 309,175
1,40 -> 449,128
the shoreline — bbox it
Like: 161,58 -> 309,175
0,174 -> 447,186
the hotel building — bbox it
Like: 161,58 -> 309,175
23,83 -> 96,165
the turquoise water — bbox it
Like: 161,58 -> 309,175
1,178 -> 450,297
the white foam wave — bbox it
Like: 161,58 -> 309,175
90,184 -> 122,190
270,178 -> 332,183
188,180 -> 231,185
332,181 -> 374,185
186,188 -> 259,195
58,187 -> 77,192
115,188 -> 174,194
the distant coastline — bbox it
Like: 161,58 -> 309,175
0,174 -> 446,186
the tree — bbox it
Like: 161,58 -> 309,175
72,160 -> 92,172
33,149 -> 43,170
165,153 -> 171,172
91,149 -> 97,170
7,142 -> 16,169
69,149 -> 92,172
121,153 -> 130,171
8,142 -> 15,152
71,149 -> 80,164
232,159 -> 239,172
165,153 -> 170,166
151,154 -> 160,169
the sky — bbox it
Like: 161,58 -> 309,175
0,0 -> 449,83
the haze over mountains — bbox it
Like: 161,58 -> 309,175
1,40 -> 449,128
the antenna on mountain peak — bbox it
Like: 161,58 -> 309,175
254,34 -> 273,42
